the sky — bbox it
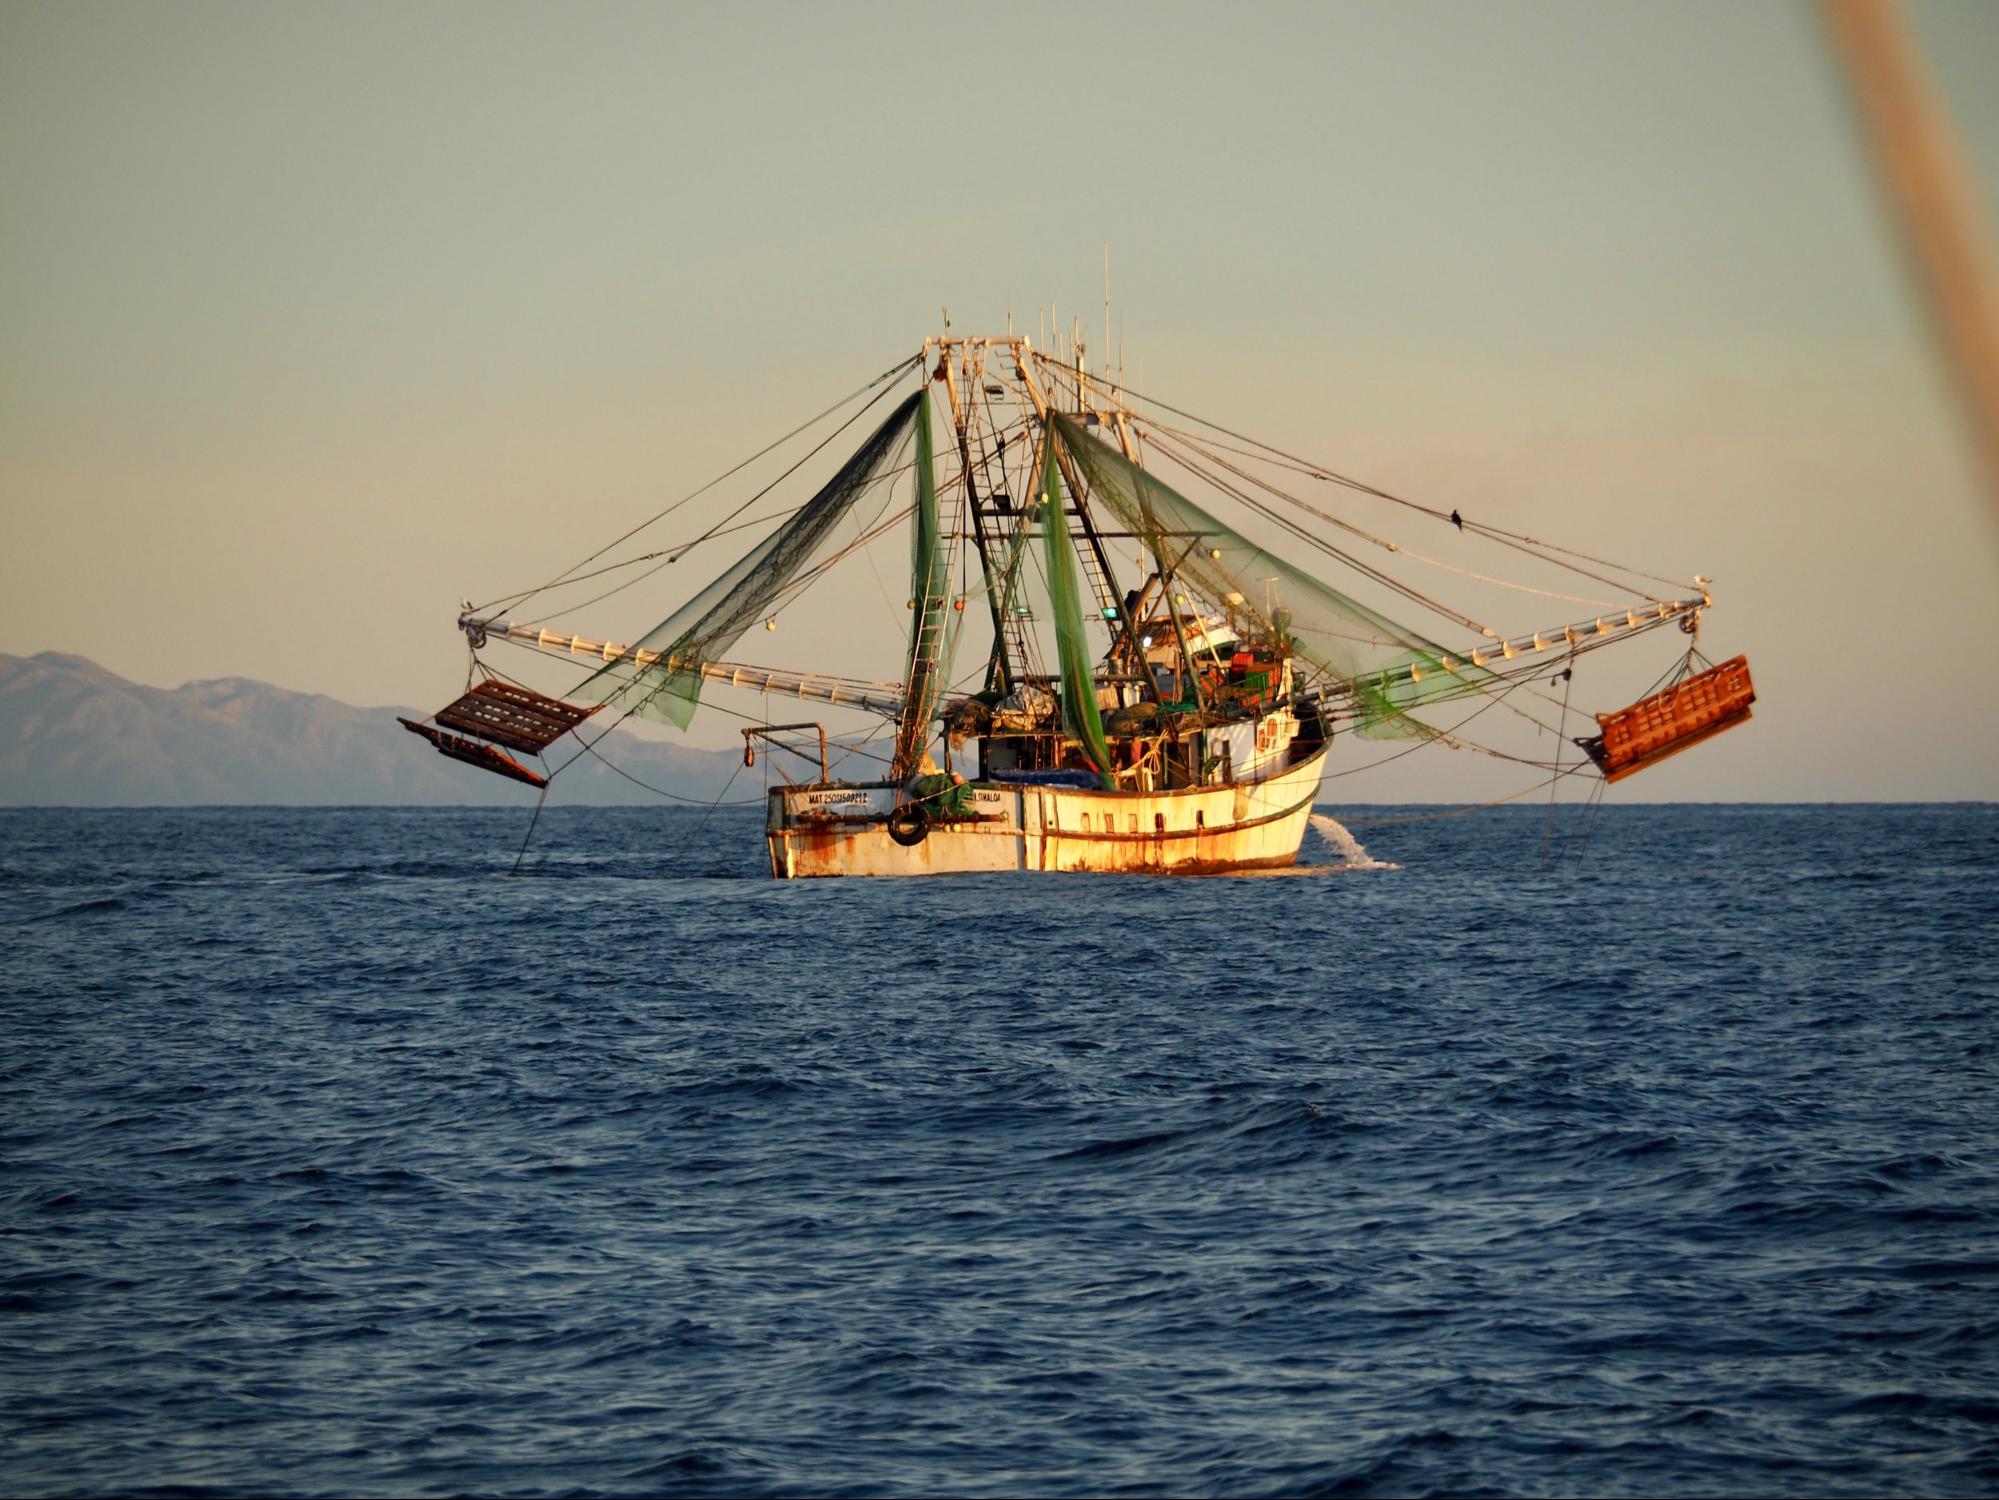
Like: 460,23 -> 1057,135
3,0 -> 1996,801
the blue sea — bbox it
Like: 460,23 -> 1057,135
3,804 -> 1996,1497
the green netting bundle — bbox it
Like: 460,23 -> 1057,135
892,391 -> 965,777
1049,414 -> 1493,738
584,391 -> 922,729
1035,425 -> 1118,787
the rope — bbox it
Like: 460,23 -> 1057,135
1043,353 -> 1689,594
1147,419 -> 1625,610
478,506 -> 808,626
1332,764 -> 1594,826
1318,676 -> 1524,778
473,354 -> 920,618
508,783 -> 549,876
526,388 -> 918,644
682,758 -> 751,857
1541,654 -> 1577,868
476,650 -> 759,806
1561,774 -> 1610,868
1139,428 -> 1493,634
567,731 -> 763,806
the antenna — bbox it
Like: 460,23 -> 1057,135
1103,244 -> 1112,382
1073,316 -> 1085,412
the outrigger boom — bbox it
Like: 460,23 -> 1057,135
458,613 -> 908,719
458,588 -> 1715,729
1364,593 -> 1710,692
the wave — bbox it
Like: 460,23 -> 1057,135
10,894 -> 129,924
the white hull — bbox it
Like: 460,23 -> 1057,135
765,746 -> 1328,878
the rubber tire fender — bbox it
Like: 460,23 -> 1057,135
887,803 -> 929,847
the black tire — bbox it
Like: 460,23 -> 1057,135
887,804 -> 928,847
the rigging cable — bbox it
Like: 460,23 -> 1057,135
1559,773 -> 1610,869
1139,427 -> 1494,634
1144,419 -> 1625,610
1044,354 -> 1689,596
1541,653 -> 1577,869
478,645 -> 764,806
508,784 -> 550,877
473,353 -> 922,619
484,504 -> 812,623
529,383 -> 920,635
1333,765 -> 1596,827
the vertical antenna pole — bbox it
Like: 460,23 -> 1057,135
1103,244 -> 1112,383
1074,318 -> 1084,412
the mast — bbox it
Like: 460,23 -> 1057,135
930,340 -> 1016,697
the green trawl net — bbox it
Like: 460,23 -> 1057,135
583,391 -> 922,729
892,391 -> 962,778
1036,422 -> 1118,787
1049,414 -> 1495,738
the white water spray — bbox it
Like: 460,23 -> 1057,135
1309,813 -> 1399,871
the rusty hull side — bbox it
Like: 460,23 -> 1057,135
767,747 -> 1327,878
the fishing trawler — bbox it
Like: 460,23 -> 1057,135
404,330 -> 1754,876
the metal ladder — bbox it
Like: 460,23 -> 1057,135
892,525 -> 966,778
1073,526 -> 1123,622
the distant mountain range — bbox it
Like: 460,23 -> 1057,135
0,652 -> 747,806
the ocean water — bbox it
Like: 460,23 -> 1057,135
2,803 -> 1996,1498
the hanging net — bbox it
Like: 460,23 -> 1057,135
1036,423 -> 1118,786
1050,414 -> 1496,738
891,391 -> 965,778
582,391 -> 922,728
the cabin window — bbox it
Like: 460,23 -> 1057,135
1127,813 -> 1139,834
1196,811 -> 1206,830
1079,812 -> 1091,832
1154,813 -> 1166,835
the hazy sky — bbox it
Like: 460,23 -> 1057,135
4,0 -> 1997,800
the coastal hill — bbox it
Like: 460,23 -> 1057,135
0,652 -> 745,806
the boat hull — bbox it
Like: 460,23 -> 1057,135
765,746 -> 1328,878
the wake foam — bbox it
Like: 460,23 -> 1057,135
1308,814 -> 1400,871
